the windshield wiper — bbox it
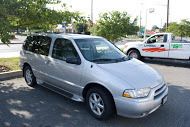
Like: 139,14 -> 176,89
91,56 -> 130,63
91,58 -> 116,62
114,56 -> 129,62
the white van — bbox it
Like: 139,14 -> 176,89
20,33 -> 168,120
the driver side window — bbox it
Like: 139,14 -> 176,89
52,38 -> 79,61
147,35 -> 165,44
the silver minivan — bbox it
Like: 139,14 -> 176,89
20,33 -> 168,120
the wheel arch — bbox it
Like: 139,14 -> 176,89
82,83 -> 112,98
127,48 -> 141,55
22,62 -> 31,76
82,83 -> 116,111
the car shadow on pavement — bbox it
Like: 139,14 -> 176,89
0,80 -> 190,127
0,81 -> 88,127
143,58 -> 190,68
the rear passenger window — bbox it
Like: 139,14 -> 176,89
23,36 -> 34,52
23,36 -> 51,56
38,36 -> 52,56
52,38 -> 78,61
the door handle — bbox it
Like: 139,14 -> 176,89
160,45 -> 164,47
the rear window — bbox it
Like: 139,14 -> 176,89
171,36 -> 190,43
23,36 -> 52,56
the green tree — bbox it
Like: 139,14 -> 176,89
91,11 -> 139,42
73,16 -> 92,34
167,19 -> 190,39
0,0 -> 17,43
180,20 -> 190,37
0,0 -> 78,43
167,22 -> 179,35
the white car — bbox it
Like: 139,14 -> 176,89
123,33 -> 190,60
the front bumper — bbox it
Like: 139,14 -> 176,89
114,84 -> 168,118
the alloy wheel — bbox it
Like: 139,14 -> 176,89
89,93 -> 104,116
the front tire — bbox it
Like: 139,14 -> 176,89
24,66 -> 37,87
128,49 -> 141,59
86,87 -> 115,120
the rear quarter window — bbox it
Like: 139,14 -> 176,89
171,36 -> 190,43
23,36 -> 34,52
23,36 -> 52,56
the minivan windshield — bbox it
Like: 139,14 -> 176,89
74,38 -> 129,63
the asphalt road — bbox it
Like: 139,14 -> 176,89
0,35 -> 25,58
0,59 -> 190,127
0,44 -> 22,58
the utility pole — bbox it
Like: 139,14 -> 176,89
139,2 -> 143,31
144,8 -> 155,40
91,0 -> 94,23
166,0 -> 170,29
139,11 -> 142,31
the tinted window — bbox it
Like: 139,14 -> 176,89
38,36 -> 52,56
23,36 -> 51,56
52,38 -> 79,61
23,36 -> 34,52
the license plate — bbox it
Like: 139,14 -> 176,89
162,96 -> 167,105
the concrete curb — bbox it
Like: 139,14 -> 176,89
0,70 -> 22,81
0,43 -> 24,45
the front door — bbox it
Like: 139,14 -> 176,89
141,34 -> 169,58
44,38 -> 84,94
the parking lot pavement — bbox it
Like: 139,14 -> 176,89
0,35 -> 25,58
0,44 -> 22,58
0,60 -> 190,127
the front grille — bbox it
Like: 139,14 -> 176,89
155,84 -> 165,93
154,84 -> 167,99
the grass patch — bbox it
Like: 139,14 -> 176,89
0,57 -> 20,72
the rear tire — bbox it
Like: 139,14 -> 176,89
23,66 -> 37,87
86,87 -> 115,120
128,49 -> 141,60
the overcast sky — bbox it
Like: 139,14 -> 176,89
51,0 -> 190,29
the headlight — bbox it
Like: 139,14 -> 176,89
122,88 -> 151,98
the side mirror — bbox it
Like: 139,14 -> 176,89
66,57 -> 81,65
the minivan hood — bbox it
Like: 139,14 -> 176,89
97,59 -> 163,89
